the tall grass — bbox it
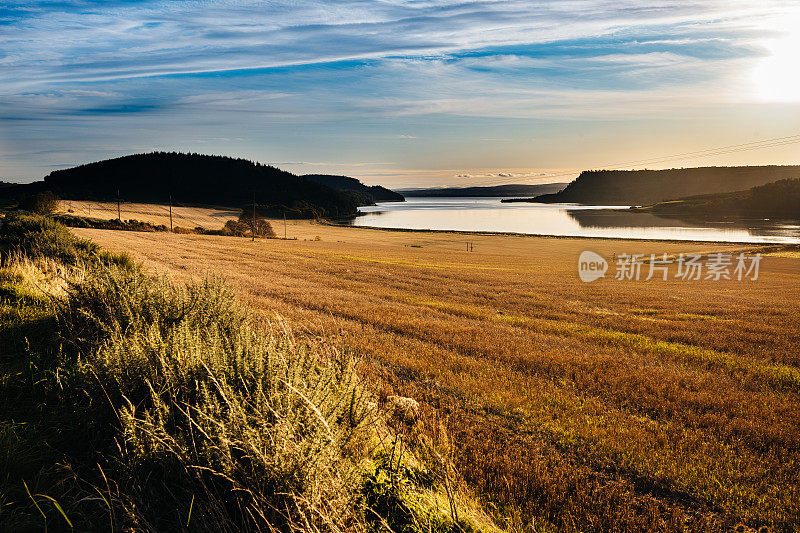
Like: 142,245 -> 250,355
56,265 -> 375,531
0,213 -> 98,265
1,212 -> 135,270
0,214 -> 497,532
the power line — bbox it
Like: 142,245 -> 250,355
535,132 -> 800,181
592,134 -> 800,170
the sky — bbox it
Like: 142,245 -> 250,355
1,1 -> 800,188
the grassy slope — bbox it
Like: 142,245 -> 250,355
57,200 -> 240,230
0,214 -> 497,532
77,218 -> 800,532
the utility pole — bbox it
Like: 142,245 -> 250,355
169,193 -> 173,232
117,189 -> 121,220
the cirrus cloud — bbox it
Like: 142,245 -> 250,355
1,1 -> 798,183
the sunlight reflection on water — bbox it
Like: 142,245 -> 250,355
348,198 -> 800,243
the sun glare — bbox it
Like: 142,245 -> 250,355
753,14 -> 800,102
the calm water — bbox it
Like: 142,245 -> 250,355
348,197 -> 800,243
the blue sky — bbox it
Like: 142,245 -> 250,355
1,0 -> 800,187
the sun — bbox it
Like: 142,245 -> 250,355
752,15 -> 800,102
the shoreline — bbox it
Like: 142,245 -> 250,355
322,220 -> 800,248
48,199 -> 799,248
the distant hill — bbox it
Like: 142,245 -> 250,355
528,166 -> 800,205
399,183 -> 568,197
638,178 -> 800,219
0,152 -> 383,219
303,174 -> 404,202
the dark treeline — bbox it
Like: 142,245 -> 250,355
303,174 -> 404,202
0,182 -> 17,208
1,152 -> 403,219
641,178 -> 800,219
404,183 -> 568,198
531,165 -> 800,205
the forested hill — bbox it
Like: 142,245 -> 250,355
303,174 -> 404,202
531,166 -> 800,205
640,178 -> 800,219
1,152 -> 383,218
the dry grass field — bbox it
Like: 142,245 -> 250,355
73,212 -> 800,532
58,199 -> 240,230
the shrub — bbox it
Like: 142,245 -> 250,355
222,219 -> 248,236
18,191 -> 60,215
55,214 -> 170,233
237,209 -> 277,238
0,213 -> 98,266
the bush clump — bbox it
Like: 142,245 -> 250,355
18,191 -> 60,215
55,214 -> 170,233
0,212 -> 98,266
224,208 -> 277,238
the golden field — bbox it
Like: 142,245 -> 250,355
58,199 -> 240,230
72,206 -> 800,532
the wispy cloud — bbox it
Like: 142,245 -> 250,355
1,1 -> 798,183
0,2 -> 774,83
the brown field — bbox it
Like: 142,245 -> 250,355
73,212 -> 800,532
58,199 -> 239,229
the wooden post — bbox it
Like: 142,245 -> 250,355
169,194 -> 173,232
284,211 -> 287,239
117,189 -> 121,220
252,190 -> 256,242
